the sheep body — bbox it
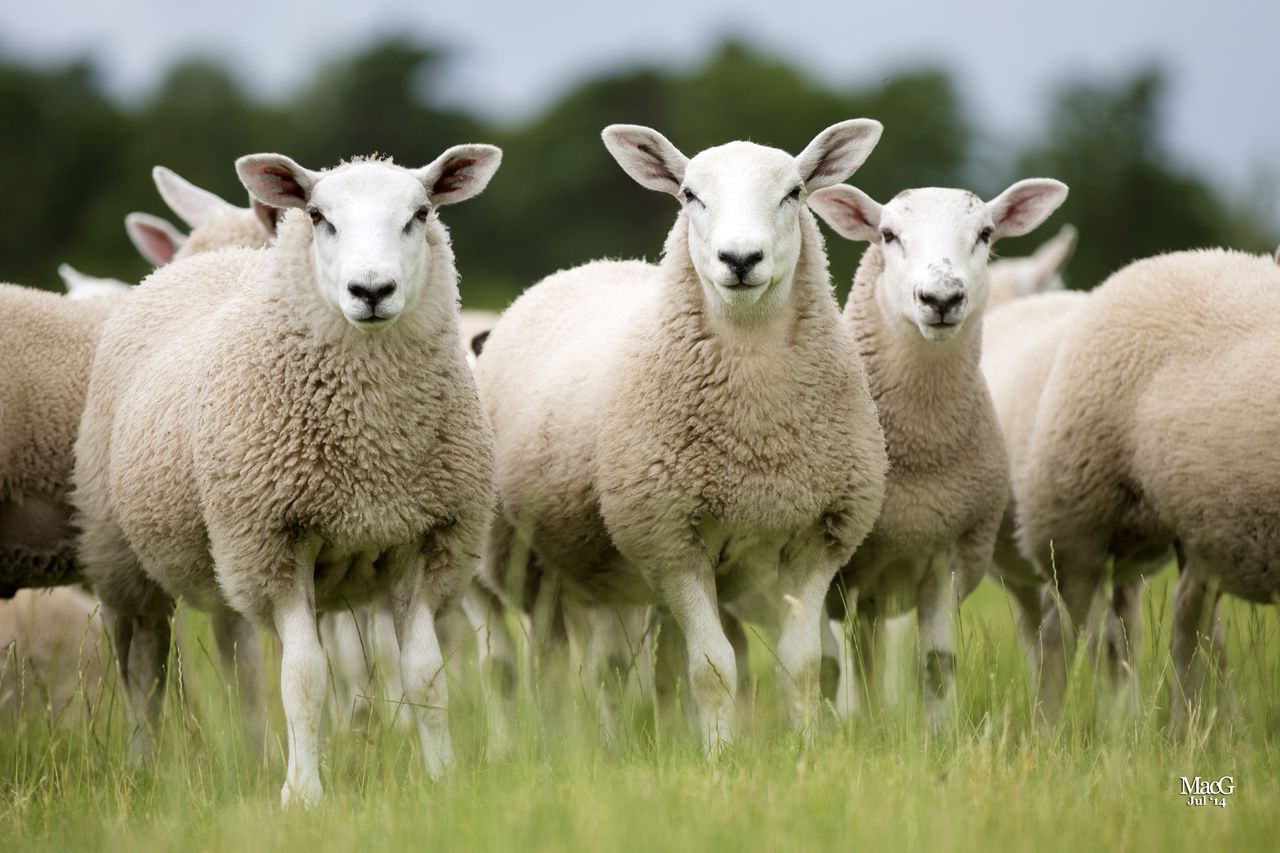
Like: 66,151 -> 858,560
0,585 -> 106,719
0,284 -> 122,597
1017,249 -> 1280,715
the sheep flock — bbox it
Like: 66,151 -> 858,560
2,120 -> 1278,808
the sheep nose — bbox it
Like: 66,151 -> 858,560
916,288 -> 965,316
347,280 -> 397,306
718,250 -> 764,282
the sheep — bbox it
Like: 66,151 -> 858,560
981,288 -> 1167,706
73,147 -> 502,805
984,224 -> 1077,311
125,166 -> 274,266
0,586 -> 106,720
1016,248 -> 1280,724
58,264 -> 133,300
807,178 -> 1067,727
475,120 -> 889,752
0,283 -> 124,601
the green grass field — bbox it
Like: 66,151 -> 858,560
3,570 -> 1277,852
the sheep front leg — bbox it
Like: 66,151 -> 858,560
777,541 -> 842,735
917,555 -> 959,732
212,609 -> 266,757
659,560 -> 736,754
389,552 -> 454,779
273,542 -> 327,808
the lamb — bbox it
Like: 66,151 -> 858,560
1016,248 -> 1280,724
73,147 -> 501,805
807,178 -> 1067,727
984,224 -> 1076,311
126,166 -> 274,266
58,264 -> 133,300
475,120 -> 889,751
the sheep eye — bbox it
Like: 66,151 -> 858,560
880,229 -> 897,245
307,207 -> 325,226
978,226 -> 994,245
783,186 -> 801,204
681,187 -> 701,206
404,206 -> 432,234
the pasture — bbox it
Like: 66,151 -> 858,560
3,570 -> 1276,852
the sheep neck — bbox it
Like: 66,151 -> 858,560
846,243 -> 987,471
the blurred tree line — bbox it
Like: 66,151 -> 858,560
0,39 -> 1273,307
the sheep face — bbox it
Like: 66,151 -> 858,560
809,179 -> 1068,342
236,148 -> 502,330
602,120 -> 883,318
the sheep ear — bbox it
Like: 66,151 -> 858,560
125,212 -> 187,266
601,125 -> 688,196
152,166 -> 236,229
415,144 -> 503,207
796,119 -> 883,191
807,185 -> 883,243
1030,223 -> 1077,285
236,154 -> 320,209
988,179 -> 1069,240
251,199 -> 282,236
58,263 -> 95,296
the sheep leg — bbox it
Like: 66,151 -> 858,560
1036,552 -> 1104,722
460,583 -> 518,756
777,544 -> 841,737
389,553 -> 454,779
103,603 -> 172,766
1007,581 -> 1045,686
916,556 -> 959,732
879,607 -> 914,713
1104,580 -> 1142,715
211,609 -> 266,757
319,608 -> 372,729
659,561 -> 737,754
1169,569 -> 1222,731
370,600 -> 410,728
273,541 -> 327,808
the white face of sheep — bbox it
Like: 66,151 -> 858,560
602,120 -> 883,317
809,180 -> 1068,342
236,147 -> 502,330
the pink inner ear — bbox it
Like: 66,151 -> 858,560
434,159 -> 478,197
997,190 -> 1051,231
135,223 -> 179,265
255,165 -> 307,203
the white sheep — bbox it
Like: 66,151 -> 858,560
58,264 -> 134,300
475,121 -> 889,751
1016,248 -> 1280,723
807,179 -> 1067,727
73,148 -> 502,805
981,289 -> 1166,706
985,224 -> 1076,311
125,166 -> 274,266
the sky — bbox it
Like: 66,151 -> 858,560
3,0 -> 1277,195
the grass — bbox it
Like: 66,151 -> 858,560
2,570 -> 1278,852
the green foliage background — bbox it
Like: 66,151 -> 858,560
1,39 -> 1273,307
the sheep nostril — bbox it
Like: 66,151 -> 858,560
718,250 -> 764,282
347,281 -> 397,305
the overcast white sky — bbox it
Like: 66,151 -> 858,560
3,0 -> 1277,193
